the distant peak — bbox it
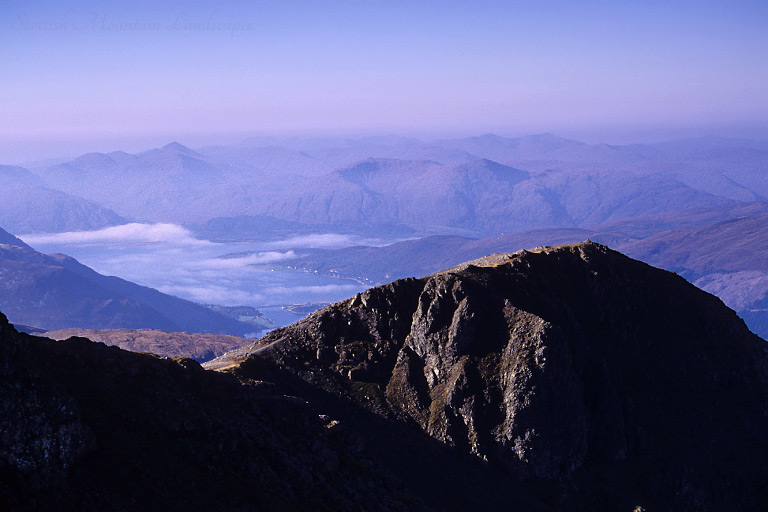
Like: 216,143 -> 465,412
519,132 -> 576,143
477,133 -> 504,140
160,142 -> 199,156
462,157 -> 512,168
72,152 -> 116,166
469,133 -> 578,148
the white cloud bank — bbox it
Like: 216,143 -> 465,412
262,233 -> 395,250
20,223 -> 210,247
193,251 -> 297,270
15,223 -> 370,318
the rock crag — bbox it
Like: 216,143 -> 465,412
212,242 -> 768,510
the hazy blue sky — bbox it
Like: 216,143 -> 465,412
1,0 -> 767,158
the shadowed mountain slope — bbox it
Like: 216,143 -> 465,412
617,214 -> 768,339
0,316 -> 421,512
0,227 -> 255,335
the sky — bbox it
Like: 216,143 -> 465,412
1,0 -> 767,160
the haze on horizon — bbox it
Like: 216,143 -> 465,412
1,0 -> 767,162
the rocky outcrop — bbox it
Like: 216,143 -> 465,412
214,242 -> 768,510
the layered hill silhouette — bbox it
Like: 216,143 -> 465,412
260,157 -> 729,235
434,134 -> 768,201
240,134 -> 765,235
4,242 -> 768,510
19,134 -> 766,236
35,143 -> 232,224
32,142 -> 333,225
0,227 -> 255,335
263,158 -> 537,232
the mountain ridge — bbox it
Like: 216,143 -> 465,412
209,241 -> 768,510
23,134 -> 766,232
0,313 -> 422,511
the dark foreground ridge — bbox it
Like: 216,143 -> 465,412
3,242 -> 768,511
0,316 -> 419,511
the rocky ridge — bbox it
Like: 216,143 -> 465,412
211,242 -> 768,510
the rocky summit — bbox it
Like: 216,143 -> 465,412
210,242 -> 768,510
3,242 -> 768,511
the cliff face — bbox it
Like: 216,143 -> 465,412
214,242 -> 768,510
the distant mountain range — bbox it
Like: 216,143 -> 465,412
0,227 -> 256,335
2,133 -> 762,237
1,133 -> 765,342
33,143 -> 235,223
240,140 -> 751,234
